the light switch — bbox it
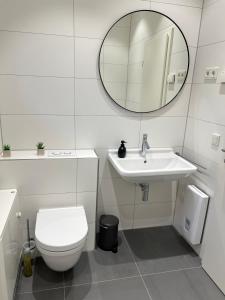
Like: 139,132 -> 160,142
167,73 -> 176,84
211,133 -> 221,147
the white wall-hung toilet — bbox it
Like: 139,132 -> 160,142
35,206 -> 88,272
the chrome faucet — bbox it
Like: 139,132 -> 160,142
141,134 -> 150,162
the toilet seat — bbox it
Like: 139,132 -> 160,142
35,206 -> 88,252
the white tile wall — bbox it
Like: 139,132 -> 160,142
1,115 -> 75,150
0,31 -> 74,77
140,116 -> 186,147
77,158 -> 98,192
0,0 -> 202,233
74,0 -> 150,39
152,0 -> 203,7
0,0 -> 74,35
183,1 -> 225,288
151,3 -> 202,47
0,159 -> 77,195
0,76 -> 74,115
199,0 -> 225,46
75,116 -> 141,149
133,202 -> 173,228
75,38 -> 101,79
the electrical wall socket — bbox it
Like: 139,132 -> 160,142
204,67 -> 219,80
177,69 -> 186,81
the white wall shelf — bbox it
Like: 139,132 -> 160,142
0,149 -> 97,161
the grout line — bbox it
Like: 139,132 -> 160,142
63,272 -> 66,300
185,115 -> 225,128
17,286 -> 65,295
151,1 -> 203,9
181,1 -> 204,154
198,38 -> 225,48
141,265 -> 202,277
121,231 -> 153,300
0,73 -> 74,79
0,29 -> 74,38
64,274 -> 141,289
73,0 -> 77,151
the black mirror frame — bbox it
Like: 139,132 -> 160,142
98,10 -> 190,113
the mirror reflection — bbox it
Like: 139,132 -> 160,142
99,11 -> 189,112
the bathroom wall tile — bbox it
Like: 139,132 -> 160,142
76,158 -> 98,192
98,177 -> 135,207
75,116 -> 141,149
184,118 -> 225,164
0,31 -> 74,77
151,3 -> 202,47
0,75 -> 74,115
75,38 -> 101,79
1,115 -> 75,150
75,79 -> 121,116
0,0 -> 74,35
199,0 -> 225,46
189,83 -> 225,126
151,0 -> 203,8
85,222 -> 96,251
135,181 -> 173,204
77,192 -> 97,223
98,204 -> 134,230
133,202 -> 173,228
19,193 -> 76,229
0,159 -> 77,195
74,0 -> 150,39
94,149 -> 120,181
193,42 -> 225,84
140,117 -> 186,147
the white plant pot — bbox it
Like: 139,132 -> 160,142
2,150 -> 11,157
37,149 -> 45,156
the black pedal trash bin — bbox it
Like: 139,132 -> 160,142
98,215 -> 119,253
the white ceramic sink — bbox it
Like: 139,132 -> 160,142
108,148 -> 197,183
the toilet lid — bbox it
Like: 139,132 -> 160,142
35,206 -> 88,252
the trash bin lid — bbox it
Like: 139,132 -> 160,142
100,215 -> 119,227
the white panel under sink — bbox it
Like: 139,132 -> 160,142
0,190 -> 22,300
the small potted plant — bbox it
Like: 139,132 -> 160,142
2,144 -> 11,157
36,142 -> 45,156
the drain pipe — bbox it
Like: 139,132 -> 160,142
139,183 -> 149,202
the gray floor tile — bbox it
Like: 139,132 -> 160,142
124,226 -> 200,275
65,277 -> 150,300
16,257 -> 64,293
143,268 -> 225,300
15,288 -> 64,300
64,234 -> 139,286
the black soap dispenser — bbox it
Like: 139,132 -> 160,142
118,140 -> 126,158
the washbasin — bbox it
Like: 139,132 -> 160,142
108,148 -> 197,183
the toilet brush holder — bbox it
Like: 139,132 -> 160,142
22,241 -> 36,277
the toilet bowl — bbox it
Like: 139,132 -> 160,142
35,206 -> 88,272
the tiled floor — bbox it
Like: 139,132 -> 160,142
15,226 -> 225,300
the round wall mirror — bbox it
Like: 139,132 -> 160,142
99,10 -> 189,113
